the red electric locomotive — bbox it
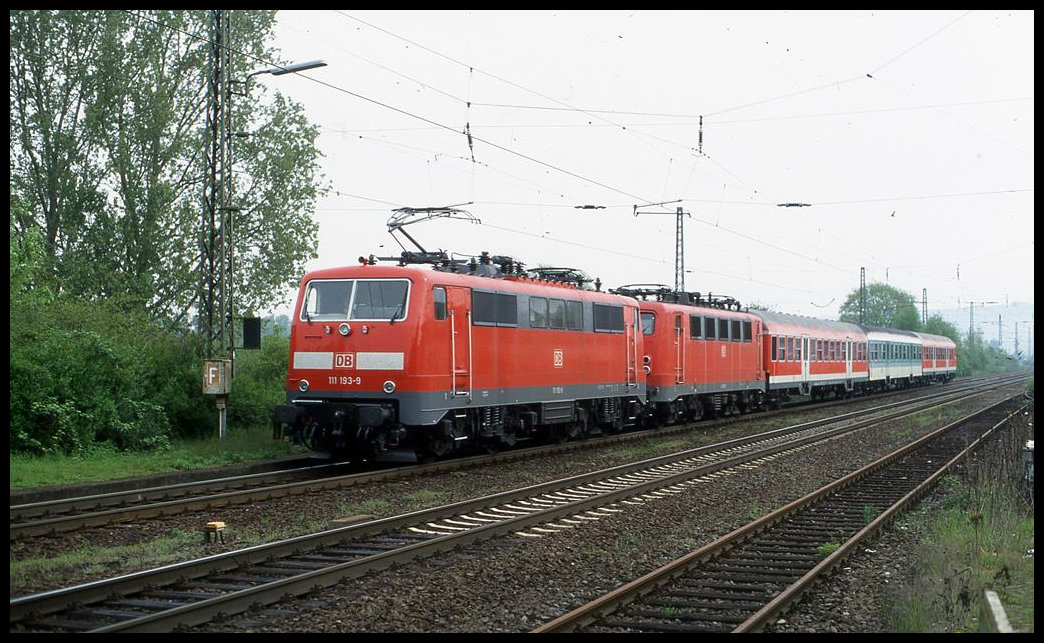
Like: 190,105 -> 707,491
612,285 -> 765,423
273,252 -> 646,461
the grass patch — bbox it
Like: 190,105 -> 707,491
405,489 -> 446,503
10,426 -> 306,489
340,499 -> 392,516
816,541 -> 841,558
10,529 -> 204,593
884,418 -> 1034,632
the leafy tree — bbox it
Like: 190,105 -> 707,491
10,10 -> 325,322
838,282 -> 922,331
924,314 -> 960,343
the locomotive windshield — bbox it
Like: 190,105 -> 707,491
301,279 -> 410,321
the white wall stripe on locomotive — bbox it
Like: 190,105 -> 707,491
293,351 -> 334,370
356,352 -> 405,370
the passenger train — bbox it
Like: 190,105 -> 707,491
272,251 -> 956,462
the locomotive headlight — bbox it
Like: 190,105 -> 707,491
383,380 -> 396,394
298,379 -> 310,392
339,323 -> 351,336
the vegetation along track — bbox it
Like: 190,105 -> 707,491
9,375 -> 1025,633
532,393 -> 1029,633
8,375 -> 1014,542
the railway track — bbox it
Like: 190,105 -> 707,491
9,375 -> 1013,542
532,394 -> 1028,633
9,375 -> 1026,632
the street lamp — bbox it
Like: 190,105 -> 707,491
202,57 -> 327,443
249,58 -> 327,77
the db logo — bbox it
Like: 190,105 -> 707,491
334,353 -> 355,369
553,349 -> 564,368
720,345 -> 727,358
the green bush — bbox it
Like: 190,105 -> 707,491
9,298 -> 196,455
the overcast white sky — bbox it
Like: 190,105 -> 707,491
265,10 -> 1033,347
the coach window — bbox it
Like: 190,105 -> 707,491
817,339 -> 823,362
718,318 -> 730,341
779,336 -> 787,361
548,298 -> 565,329
786,336 -> 794,361
771,335 -> 777,361
705,317 -> 717,340
530,297 -> 548,328
730,319 -> 741,342
842,342 -> 847,361
433,287 -> 447,320
795,337 -> 802,360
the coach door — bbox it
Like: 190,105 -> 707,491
445,286 -> 472,397
801,336 -> 810,385
845,339 -> 853,377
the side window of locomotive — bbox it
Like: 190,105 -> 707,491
566,300 -> 583,330
741,320 -> 751,342
301,279 -> 354,321
530,297 -> 548,328
548,299 -> 566,329
690,315 -> 702,339
641,312 -> 656,336
731,319 -> 741,342
704,317 -> 717,340
718,318 -> 730,341
433,287 -> 447,321
593,303 -> 624,333
350,280 -> 409,320
473,291 -> 518,327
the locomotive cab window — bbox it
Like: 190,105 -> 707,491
641,312 -> 656,335
433,286 -> 447,320
300,279 -> 410,322
301,279 -> 354,321
351,280 -> 410,321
